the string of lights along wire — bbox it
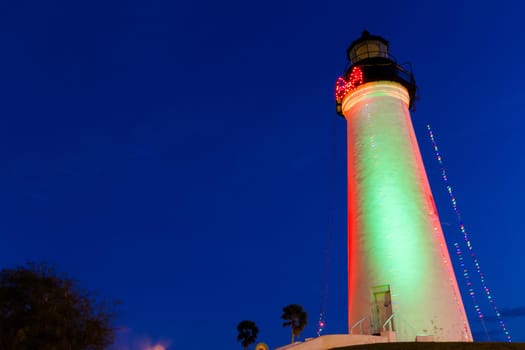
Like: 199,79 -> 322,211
453,242 -> 490,339
316,94 -> 340,337
427,124 -> 511,342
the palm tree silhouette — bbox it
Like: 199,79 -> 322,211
281,304 -> 307,343
237,320 -> 259,350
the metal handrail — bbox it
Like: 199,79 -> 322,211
382,313 -> 395,332
350,316 -> 367,335
388,312 -> 418,341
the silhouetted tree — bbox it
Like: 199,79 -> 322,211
0,262 -> 117,350
281,304 -> 307,343
237,320 -> 259,350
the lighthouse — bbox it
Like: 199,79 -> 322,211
336,31 -> 472,341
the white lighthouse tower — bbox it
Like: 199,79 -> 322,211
335,31 -> 472,342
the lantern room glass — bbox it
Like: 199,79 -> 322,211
348,40 -> 389,64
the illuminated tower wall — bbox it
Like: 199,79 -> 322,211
336,32 -> 472,342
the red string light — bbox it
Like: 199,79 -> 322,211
335,66 -> 364,102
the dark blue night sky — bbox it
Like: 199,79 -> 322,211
1,0 -> 524,349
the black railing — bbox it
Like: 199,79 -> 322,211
351,58 -> 416,106
336,57 -> 417,115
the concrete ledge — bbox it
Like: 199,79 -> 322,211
275,334 -> 389,350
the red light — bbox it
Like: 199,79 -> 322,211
335,66 -> 364,102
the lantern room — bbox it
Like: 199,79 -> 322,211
346,30 -> 390,65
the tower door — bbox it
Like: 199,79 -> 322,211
371,285 -> 393,334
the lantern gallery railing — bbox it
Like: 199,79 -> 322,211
335,59 -> 416,115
